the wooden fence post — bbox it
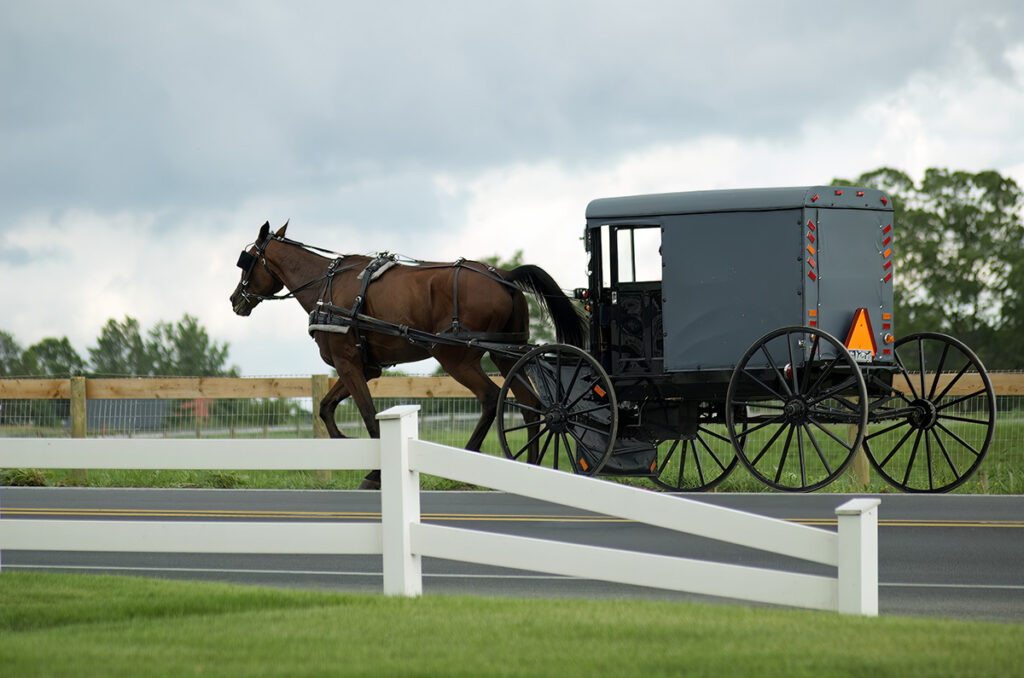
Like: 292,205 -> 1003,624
69,376 -> 88,484
311,374 -> 332,482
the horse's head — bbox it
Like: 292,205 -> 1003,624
230,220 -> 288,316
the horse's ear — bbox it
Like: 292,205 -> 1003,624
258,221 -> 270,241
276,220 -> 289,238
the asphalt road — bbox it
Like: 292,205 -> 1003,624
2,488 -> 1022,623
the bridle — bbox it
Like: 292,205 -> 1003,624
235,232 -> 358,306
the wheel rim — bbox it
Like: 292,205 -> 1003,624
497,345 -> 617,475
863,332 -> 995,492
650,405 -> 738,492
726,326 -> 867,492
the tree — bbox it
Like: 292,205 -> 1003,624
88,317 -> 153,377
23,337 -> 86,377
0,330 -> 28,377
148,314 -> 236,377
834,167 -> 1024,368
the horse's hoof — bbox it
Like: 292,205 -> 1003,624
357,479 -> 381,490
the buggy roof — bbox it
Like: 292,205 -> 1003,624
585,185 -> 892,222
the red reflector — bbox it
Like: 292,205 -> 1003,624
807,219 -> 816,230
809,320 -> 817,327
808,232 -> 816,243
808,270 -> 817,281
882,323 -> 891,330
857,191 -> 864,197
884,260 -> 892,270
835,189 -> 843,195
884,272 -> 892,283
883,224 -> 891,234
811,193 -> 819,202
808,257 -> 816,268
883,236 -> 892,246
881,196 -> 889,205
883,349 -> 891,355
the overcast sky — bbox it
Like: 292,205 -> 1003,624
2,1 -> 1023,376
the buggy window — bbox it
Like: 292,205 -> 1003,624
615,226 -> 662,283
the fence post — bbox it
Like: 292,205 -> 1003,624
69,376 -> 88,484
835,498 -> 880,616
311,374 -> 332,482
379,405 -> 422,597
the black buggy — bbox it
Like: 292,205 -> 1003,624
494,186 -> 996,492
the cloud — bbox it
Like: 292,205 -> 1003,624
2,2 -> 1023,377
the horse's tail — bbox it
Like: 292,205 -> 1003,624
504,265 -> 588,348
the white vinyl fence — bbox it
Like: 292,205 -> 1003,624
0,405 -> 880,616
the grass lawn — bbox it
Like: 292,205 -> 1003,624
1,572 -> 1022,677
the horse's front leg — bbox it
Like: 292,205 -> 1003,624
335,362 -> 382,489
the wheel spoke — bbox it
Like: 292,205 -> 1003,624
893,351 -> 921,400
802,423 -> 833,475
800,334 -> 822,393
657,439 -> 680,475
511,424 -> 548,460
929,428 -> 960,479
876,425 -> 916,470
760,344 -> 793,398
933,421 -> 983,458
937,413 -> 993,426
805,414 -> 854,451
927,342 -> 951,400
933,362 -> 972,403
901,430 -> 924,487
773,425 -> 796,484
796,425 -> 807,486
697,425 -> 731,444
917,338 -> 927,397
695,433 -> 729,472
692,440 -> 707,486
748,421 -> 789,466
806,355 -> 843,399
935,389 -> 989,413
733,412 -> 787,440
740,368 -> 787,401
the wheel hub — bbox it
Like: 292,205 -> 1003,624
783,397 -> 807,422
546,407 -> 570,433
908,398 -> 938,430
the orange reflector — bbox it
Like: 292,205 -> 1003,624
808,309 -> 817,317
650,460 -> 658,473
593,385 -> 606,398
580,457 -> 589,471
807,244 -> 816,256
844,308 -> 878,357
883,313 -> 891,320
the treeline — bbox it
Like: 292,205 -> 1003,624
0,315 -> 236,378
834,167 -> 1024,369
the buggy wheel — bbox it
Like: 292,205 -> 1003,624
725,326 -> 868,492
650,408 -> 739,492
863,332 -> 995,493
497,344 -> 617,476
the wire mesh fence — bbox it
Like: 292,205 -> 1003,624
1,381 -> 1021,489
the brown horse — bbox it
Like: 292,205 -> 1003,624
229,221 -> 586,488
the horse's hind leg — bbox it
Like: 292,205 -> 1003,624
436,348 -> 499,452
494,354 -> 542,464
319,379 -> 351,439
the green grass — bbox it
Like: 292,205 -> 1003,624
1,572 -> 1021,677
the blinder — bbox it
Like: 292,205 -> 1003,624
237,250 -> 257,272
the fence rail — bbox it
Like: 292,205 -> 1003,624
3,373 -> 1022,401
0,406 -> 880,615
